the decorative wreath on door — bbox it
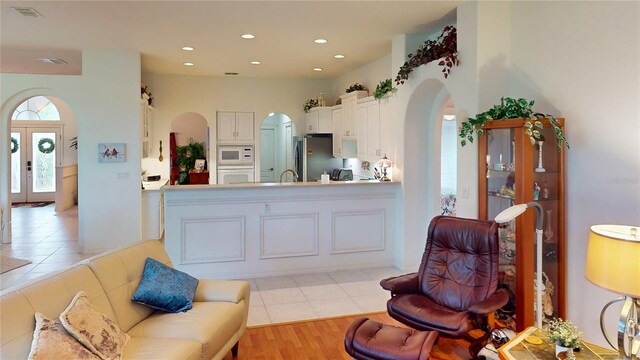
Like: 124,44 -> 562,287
10,137 -> 19,154
37,138 -> 55,154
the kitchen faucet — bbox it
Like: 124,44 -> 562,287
279,168 -> 299,182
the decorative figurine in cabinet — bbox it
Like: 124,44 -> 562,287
477,118 -> 566,332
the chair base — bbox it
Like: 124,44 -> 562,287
344,317 -> 439,360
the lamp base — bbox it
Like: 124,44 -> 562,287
600,296 -> 639,360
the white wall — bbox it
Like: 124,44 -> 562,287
1,49 -> 142,252
141,74 -> 333,181
332,54 -> 392,102
508,1 -> 640,345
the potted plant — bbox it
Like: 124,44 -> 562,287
373,79 -> 397,100
547,318 -> 582,359
458,97 -> 569,151
345,83 -> 368,94
174,141 -> 205,184
395,25 -> 458,84
303,98 -> 319,113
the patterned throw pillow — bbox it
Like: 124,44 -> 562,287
28,312 -> 99,360
131,257 -> 199,313
59,291 -> 130,360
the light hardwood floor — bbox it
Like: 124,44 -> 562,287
235,312 -> 473,360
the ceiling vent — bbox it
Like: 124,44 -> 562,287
224,72 -> 239,76
12,7 -> 43,17
38,58 -> 67,65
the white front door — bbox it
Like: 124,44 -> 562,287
10,127 -> 60,203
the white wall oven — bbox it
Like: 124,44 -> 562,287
217,145 -> 254,167
217,168 -> 255,184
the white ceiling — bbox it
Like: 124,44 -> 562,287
0,1 -> 460,78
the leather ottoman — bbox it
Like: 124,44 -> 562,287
344,317 -> 438,360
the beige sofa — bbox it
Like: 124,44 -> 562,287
0,240 -> 250,360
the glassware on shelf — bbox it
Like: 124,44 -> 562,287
542,181 -> 551,199
544,209 -> 554,242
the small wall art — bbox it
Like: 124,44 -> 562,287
98,143 -> 126,163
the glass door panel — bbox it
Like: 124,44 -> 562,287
10,127 -> 59,203
31,131 -> 56,193
10,130 -> 26,202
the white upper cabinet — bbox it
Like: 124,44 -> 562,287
217,111 -> 254,142
305,107 -> 333,134
339,91 -> 368,139
140,96 -> 153,158
356,96 -> 391,159
332,108 -> 342,157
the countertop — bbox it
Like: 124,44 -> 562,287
164,180 -> 399,191
142,179 -> 168,191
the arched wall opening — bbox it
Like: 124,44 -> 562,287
167,112 -> 209,185
258,112 -> 295,183
401,78 -> 455,267
1,89 -> 78,243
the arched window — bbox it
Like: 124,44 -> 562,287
11,96 -> 60,121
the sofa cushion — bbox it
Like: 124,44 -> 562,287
28,312 -> 99,360
60,291 -> 130,360
132,258 -> 198,313
122,337 -> 201,360
126,301 -> 246,360
82,240 -> 173,332
1,265 -> 116,360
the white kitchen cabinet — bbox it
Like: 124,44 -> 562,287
339,91 -> 368,139
305,107 -> 333,134
356,97 -> 384,159
217,111 -> 254,142
141,179 -> 167,240
332,108 -> 343,157
140,95 -> 153,158
378,97 -> 392,157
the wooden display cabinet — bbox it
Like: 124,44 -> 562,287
477,118 -> 566,332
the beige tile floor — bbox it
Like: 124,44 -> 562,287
1,204 -> 405,326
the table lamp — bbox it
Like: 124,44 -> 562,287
378,154 -> 393,182
495,202 -> 544,329
585,224 -> 639,360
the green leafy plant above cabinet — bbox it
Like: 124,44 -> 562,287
373,79 -> 397,100
459,97 -> 569,150
345,83 -> 368,93
395,25 -> 458,85
303,98 -> 319,113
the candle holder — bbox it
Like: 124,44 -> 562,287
535,141 -> 546,173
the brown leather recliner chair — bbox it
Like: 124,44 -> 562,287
380,216 -> 509,357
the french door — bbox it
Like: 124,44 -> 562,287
10,127 -> 60,203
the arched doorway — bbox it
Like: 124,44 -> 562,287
169,112 -> 209,185
402,78 -> 456,266
259,113 -> 295,182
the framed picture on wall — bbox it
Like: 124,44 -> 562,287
98,143 -> 126,163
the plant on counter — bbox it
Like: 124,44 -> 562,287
345,83 -> 368,94
395,25 -> 458,85
373,79 -> 397,100
303,98 -> 319,113
458,97 -> 569,151
174,140 -> 206,184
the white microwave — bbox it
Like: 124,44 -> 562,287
218,145 -> 254,167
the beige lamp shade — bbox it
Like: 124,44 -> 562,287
585,224 -> 640,298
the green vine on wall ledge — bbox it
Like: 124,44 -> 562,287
459,97 -> 570,151
395,25 -> 459,85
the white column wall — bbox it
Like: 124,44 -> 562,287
508,1 -> 640,345
1,49 -> 142,252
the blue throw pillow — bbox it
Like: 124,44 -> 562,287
131,257 -> 199,313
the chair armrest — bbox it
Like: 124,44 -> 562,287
467,289 -> 510,315
379,273 -> 419,295
194,279 -> 250,304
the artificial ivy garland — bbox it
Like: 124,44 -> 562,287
37,138 -> 55,154
10,137 -> 19,154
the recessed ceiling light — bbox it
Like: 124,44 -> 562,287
313,68 -> 323,72
314,38 -> 327,44
183,62 -> 194,66
334,54 -> 345,59
250,61 -> 261,65
181,46 -> 195,51
241,34 -> 255,39
268,112 -> 275,117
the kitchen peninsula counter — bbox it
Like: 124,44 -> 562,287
163,180 -> 400,279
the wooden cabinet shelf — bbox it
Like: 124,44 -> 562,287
478,118 -> 566,332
